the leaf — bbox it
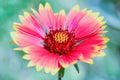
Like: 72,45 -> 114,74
74,63 -> 80,73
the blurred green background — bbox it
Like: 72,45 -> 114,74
0,0 -> 120,80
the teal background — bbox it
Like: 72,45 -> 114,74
0,0 -> 120,80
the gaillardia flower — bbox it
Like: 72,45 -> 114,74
11,2 -> 109,76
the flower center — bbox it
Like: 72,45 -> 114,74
44,29 -> 76,55
53,31 -> 68,43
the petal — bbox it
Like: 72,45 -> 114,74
59,51 -> 80,68
13,47 -> 22,50
66,5 -> 80,32
91,51 -> 106,58
36,65 -> 42,72
23,46 -> 61,75
75,9 -> 106,39
27,61 -> 36,67
79,54 -> 94,64
79,36 -> 109,48
77,45 -> 100,59
54,9 -> 66,29
26,14 -> 45,38
32,3 -> 55,31
23,55 -> 30,60
31,8 -> 50,31
43,53 -> 60,75
75,35 -> 109,61
13,23 -> 44,39
10,32 -> 43,48
18,12 -> 45,38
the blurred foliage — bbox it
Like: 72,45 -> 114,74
0,0 -> 120,80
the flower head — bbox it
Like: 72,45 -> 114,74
10,2 -> 109,75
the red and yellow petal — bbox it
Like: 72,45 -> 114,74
66,5 -> 80,32
23,46 -> 61,75
79,54 -> 94,64
91,51 -> 106,58
32,2 -> 55,31
10,32 -> 43,48
75,35 -> 109,63
54,9 -> 66,29
75,9 -> 106,39
23,54 -> 30,60
13,23 -> 44,39
59,51 -> 80,68
18,12 -> 45,38
78,36 -> 109,49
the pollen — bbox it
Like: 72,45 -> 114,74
53,32 -> 68,43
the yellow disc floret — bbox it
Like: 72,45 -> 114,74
53,32 -> 68,43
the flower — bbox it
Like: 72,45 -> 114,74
10,2 -> 109,75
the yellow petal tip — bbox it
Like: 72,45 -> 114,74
13,23 -> 21,31
59,9 -> 66,15
31,8 -> 37,14
44,67 -> 51,73
98,52 -> 106,57
45,2 -> 51,9
24,11 -> 30,17
36,65 -> 42,72
62,63 -> 69,68
94,46 -> 100,52
23,47 -> 30,53
103,37 -> 110,43
23,55 -> 30,60
39,3 -> 44,11
13,48 -> 22,51
72,5 -> 79,11
86,59 -> 94,64
82,8 -> 87,12
71,61 -> 76,64
51,69 -> 59,75
27,61 -> 35,67
18,15 -> 25,22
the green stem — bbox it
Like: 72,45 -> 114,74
58,68 -> 64,80
58,77 -> 61,80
